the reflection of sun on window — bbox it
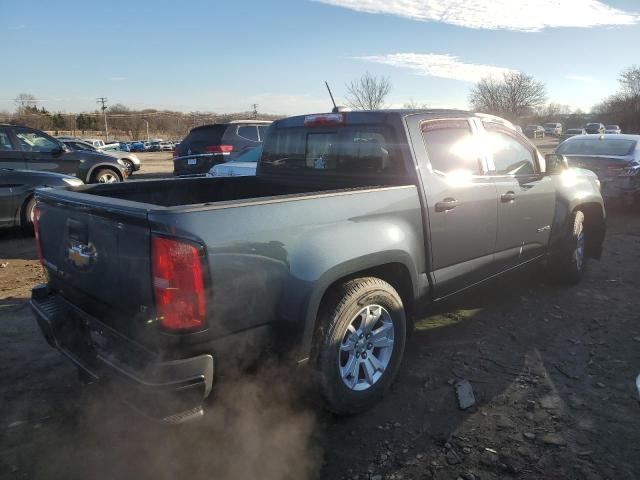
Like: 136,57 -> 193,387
486,131 -> 511,155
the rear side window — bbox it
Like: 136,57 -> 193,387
261,125 -> 404,176
421,120 -> 481,175
258,125 -> 270,141
0,129 -> 13,151
237,125 -> 259,141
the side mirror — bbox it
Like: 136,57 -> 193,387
545,153 -> 569,175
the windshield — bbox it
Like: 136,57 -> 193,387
261,125 -> 405,177
566,129 -> 582,134
606,125 -> 619,129
557,138 -> 636,156
543,123 -> 557,128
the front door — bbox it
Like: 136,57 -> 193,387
411,117 -> 498,298
483,124 -> 556,270
13,126 -> 78,176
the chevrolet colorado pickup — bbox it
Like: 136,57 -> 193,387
30,110 -> 605,421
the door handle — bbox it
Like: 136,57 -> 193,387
501,191 -> 516,203
435,198 -> 459,212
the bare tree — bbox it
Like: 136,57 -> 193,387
14,93 -> 37,114
403,99 -> 429,109
345,72 -> 391,110
619,65 -> 640,99
469,72 -> 546,122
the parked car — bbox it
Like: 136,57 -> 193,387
0,168 -> 83,232
159,141 -> 174,151
555,134 -> 640,204
31,110 -> 605,421
543,123 -> 563,136
173,120 -> 272,175
207,146 -> 262,177
605,125 -> 622,134
147,141 -> 161,152
584,123 -> 606,134
0,125 -> 127,183
82,138 -> 106,149
59,139 -> 141,175
103,141 -> 131,153
524,125 -> 545,139
130,141 -> 145,152
559,128 -> 587,143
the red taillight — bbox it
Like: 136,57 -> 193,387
151,236 -> 206,332
304,113 -> 345,127
32,204 -> 44,266
205,145 -> 233,154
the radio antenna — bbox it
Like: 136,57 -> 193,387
325,81 -> 337,111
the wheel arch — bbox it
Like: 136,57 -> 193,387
87,164 -> 123,182
296,256 -> 417,364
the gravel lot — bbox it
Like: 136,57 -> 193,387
3,137 -> 639,480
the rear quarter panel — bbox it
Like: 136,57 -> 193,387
148,186 -> 426,356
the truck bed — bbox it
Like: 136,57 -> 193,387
83,175 -> 367,208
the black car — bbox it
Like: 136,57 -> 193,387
173,120 -> 272,175
0,168 -> 83,232
0,124 -> 128,183
584,123 -> 606,134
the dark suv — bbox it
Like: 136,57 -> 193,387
173,120 -> 271,175
584,123 -> 606,134
0,124 -> 127,183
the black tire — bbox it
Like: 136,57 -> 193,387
549,210 -> 587,284
20,196 -> 36,235
314,277 -> 406,415
121,159 -> 134,175
92,168 -> 121,183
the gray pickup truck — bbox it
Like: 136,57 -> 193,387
31,110 -> 605,421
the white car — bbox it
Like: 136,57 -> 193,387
605,125 -> 622,134
207,146 -> 261,177
82,138 -> 106,149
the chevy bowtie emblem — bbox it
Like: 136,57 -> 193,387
67,242 -> 97,270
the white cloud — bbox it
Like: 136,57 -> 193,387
565,75 -> 594,82
8,24 -> 25,30
359,53 -> 517,82
315,0 -> 639,31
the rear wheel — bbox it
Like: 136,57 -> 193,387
314,277 -> 406,415
92,168 -> 121,183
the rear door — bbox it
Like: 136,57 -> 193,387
0,170 -> 16,226
483,123 -> 556,270
0,127 -> 27,170
410,117 -> 498,297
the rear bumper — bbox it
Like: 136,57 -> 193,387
31,285 -> 214,422
600,178 -> 640,203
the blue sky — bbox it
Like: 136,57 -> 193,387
1,0 -> 639,115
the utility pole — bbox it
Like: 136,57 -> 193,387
251,103 -> 258,119
145,119 -> 150,142
96,97 -> 109,142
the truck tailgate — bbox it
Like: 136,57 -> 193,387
35,189 -> 155,343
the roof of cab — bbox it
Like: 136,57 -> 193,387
272,109 -> 513,129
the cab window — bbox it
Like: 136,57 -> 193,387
485,128 -> 537,175
14,128 -> 60,153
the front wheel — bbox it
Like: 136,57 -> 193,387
121,159 -> 134,175
549,210 -> 587,284
314,277 -> 406,415
20,196 -> 36,234
93,169 -> 121,183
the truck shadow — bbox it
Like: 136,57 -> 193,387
0,227 -> 37,261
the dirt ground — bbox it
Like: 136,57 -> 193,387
3,138 -> 640,480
